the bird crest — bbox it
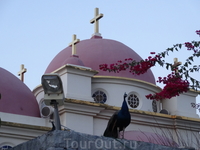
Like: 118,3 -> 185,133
124,92 -> 127,98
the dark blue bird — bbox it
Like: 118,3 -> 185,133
103,93 -> 131,138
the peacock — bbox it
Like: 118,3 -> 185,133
103,93 -> 131,138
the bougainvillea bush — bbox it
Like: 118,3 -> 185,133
99,30 -> 200,101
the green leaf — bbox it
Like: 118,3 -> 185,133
196,81 -> 199,86
167,48 -> 174,52
179,44 -> 182,49
194,41 -> 200,47
190,78 -> 195,85
161,53 -> 165,58
188,56 -> 194,61
184,62 -> 188,67
158,60 -> 164,67
193,65 -> 197,68
196,52 -> 200,57
184,73 -> 188,80
169,64 -> 173,70
166,63 -> 169,70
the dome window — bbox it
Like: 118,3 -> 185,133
128,94 -> 139,108
152,100 -> 157,112
92,90 -> 107,104
0,145 -> 12,150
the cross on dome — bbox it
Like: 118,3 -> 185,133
69,34 -> 80,56
18,64 -> 27,82
172,58 -> 182,73
90,8 -> 103,37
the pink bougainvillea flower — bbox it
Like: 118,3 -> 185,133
150,52 -> 156,54
196,30 -> 200,36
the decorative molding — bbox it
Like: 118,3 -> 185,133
93,76 -> 161,93
64,98 -> 200,123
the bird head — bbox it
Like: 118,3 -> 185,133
124,92 -> 127,99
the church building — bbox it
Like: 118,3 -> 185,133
0,8 -> 200,149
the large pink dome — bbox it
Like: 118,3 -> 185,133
0,67 -> 40,117
45,36 -> 156,84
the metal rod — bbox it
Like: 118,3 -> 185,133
50,100 -> 61,130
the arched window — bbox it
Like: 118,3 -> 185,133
92,90 -> 107,104
128,94 -> 139,108
0,145 -> 13,150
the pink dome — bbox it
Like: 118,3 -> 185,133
45,36 -> 155,84
0,67 -> 40,117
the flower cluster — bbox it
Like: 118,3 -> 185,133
185,42 -> 194,50
196,30 -> 200,36
99,61 -> 129,73
129,55 -> 160,75
99,30 -> 200,102
146,72 -> 189,101
99,53 -> 161,75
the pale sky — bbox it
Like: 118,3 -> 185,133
0,1 -> 200,113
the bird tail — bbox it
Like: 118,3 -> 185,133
103,128 -> 118,138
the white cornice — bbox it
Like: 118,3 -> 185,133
92,76 -> 161,93
59,102 -> 105,116
53,64 -> 98,76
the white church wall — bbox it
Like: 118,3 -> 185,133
93,118 -> 108,136
30,63 -> 200,148
55,65 -> 97,102
0,126 -> 44,140
92,116 -> 158,137
0,112 -> 51,127
59,102 -> 105,135
60,112 -> 94,135
0,137 -> 20,148
162,90 -> 199,118
92,107 -> 197,147
93,108 -> 167,137
92,77 -> 161,112
33,86 -> 44,104
0,114 -> 50,147
64,73 -> 92,100
123,112 -> 200,147
0,128 -> 48,148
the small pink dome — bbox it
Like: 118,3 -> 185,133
62,55 -> 84,66
0,67 -> 40,117
45,36 -> 155,84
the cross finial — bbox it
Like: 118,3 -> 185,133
90,8 -> 103,37
18,64 -> 27,82
172,58 -> 182,73
69,34 -> 80,55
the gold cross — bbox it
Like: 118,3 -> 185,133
172,58 -> 182,73
18,64 -> 27,82
90,8 -> 103,36
69,34 -> 80,55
